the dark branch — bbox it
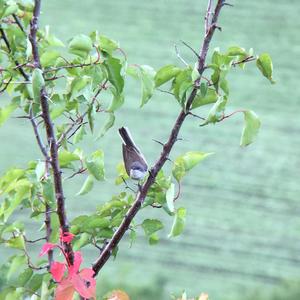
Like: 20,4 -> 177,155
92,0 -> 226,276
232,55 -> 255,67
0,27 -> 29,81
13,14 -> 26,33
29,0 -> 73,264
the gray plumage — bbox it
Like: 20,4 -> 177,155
118,127 -> 148,179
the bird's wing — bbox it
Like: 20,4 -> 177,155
122,144 -> 148,176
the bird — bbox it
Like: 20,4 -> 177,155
118,127 -> 148,180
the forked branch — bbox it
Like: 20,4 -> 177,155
92,0 -> 226,276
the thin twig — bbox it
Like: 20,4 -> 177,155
152,139 -> 165,147
0,27 -> 29,81
174,44 -> 189,66
180,40 -> 200,59
43,61 -> 102,74
0,76 -> 12,93
157,88 -> 175,96
29,105 -> 48,158
24,236 -> 46,243
217,109 -> 245,122
232,55 -> 255,67
188,112 -> 206,120
65,167 -> 87,180
57,79 -> 108,147
12,14 -> 26,33
23,243 -> 49,270
173,180 -> 181,202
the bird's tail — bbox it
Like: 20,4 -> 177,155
118,127 -> 140,152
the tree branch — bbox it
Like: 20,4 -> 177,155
29,0 -> 73,263
57,79 -> 108,147
29,106 -> 48,158
12,13 -> 26,34
0,27 -> 29,81
92,0 -> 226,276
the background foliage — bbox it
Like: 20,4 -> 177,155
0,0 -> 299,299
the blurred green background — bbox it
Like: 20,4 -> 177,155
1,0 -> 300,299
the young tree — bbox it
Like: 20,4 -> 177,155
0,0 -> 274,299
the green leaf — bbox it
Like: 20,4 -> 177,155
68,34 -> 93,58
42,179 -> 55,204
73,232 -> 90,250
45,32 -> 65,47
81,215 -> 110,231
168,207 -> 186,238
6,235 -> 25,250
73,125 -> 86,144
192,88 -> 218,109
76,175 -> 94,196
149,233 -> 160,245
115,162 -> 129,185
40,50 -> 60,67
172,68 -> 193,106
172,152 -> 212,182
85,150 -> 105,181
50,213 -> 59,242
107,88 -> 124,112
40,274 -> 52,300
200,82 -> 208,97
49,94 -> 65,119
7,255 -> 26,280
28,274 -> 44,292
58,150 -> 80,167
2,4 -> 18,17
104,57 -> 124,94
240,110 -> 261,146
32,68 -> 45,103
87,104 -> 95,132
220,79 -> 229,95
139,65 -> 156,107
154,64 -> 181,87
142,219 -> 164,237
2,181 -> 31,222
166,183 -> 175,213
69,76 -> 92,100
99,35 -> 118,55
17,268 -> 33,287
0,102 -> 18,127
129,229 -> 137,247
202,95 -> 228,124
226,46 -> 247,56
256,53 -> 275,84
97,113 -> 115,139
35,160 -> 45,181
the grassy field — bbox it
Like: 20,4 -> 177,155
1,0 -> 300,299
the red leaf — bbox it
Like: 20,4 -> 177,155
50,261 -> 66,282
60,230 -> 75,243
80,268 -> 95,281
68,251 -> 82,275
72,273 -> 96,300
55,278 -> 75,300
39,242 -> 57,256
